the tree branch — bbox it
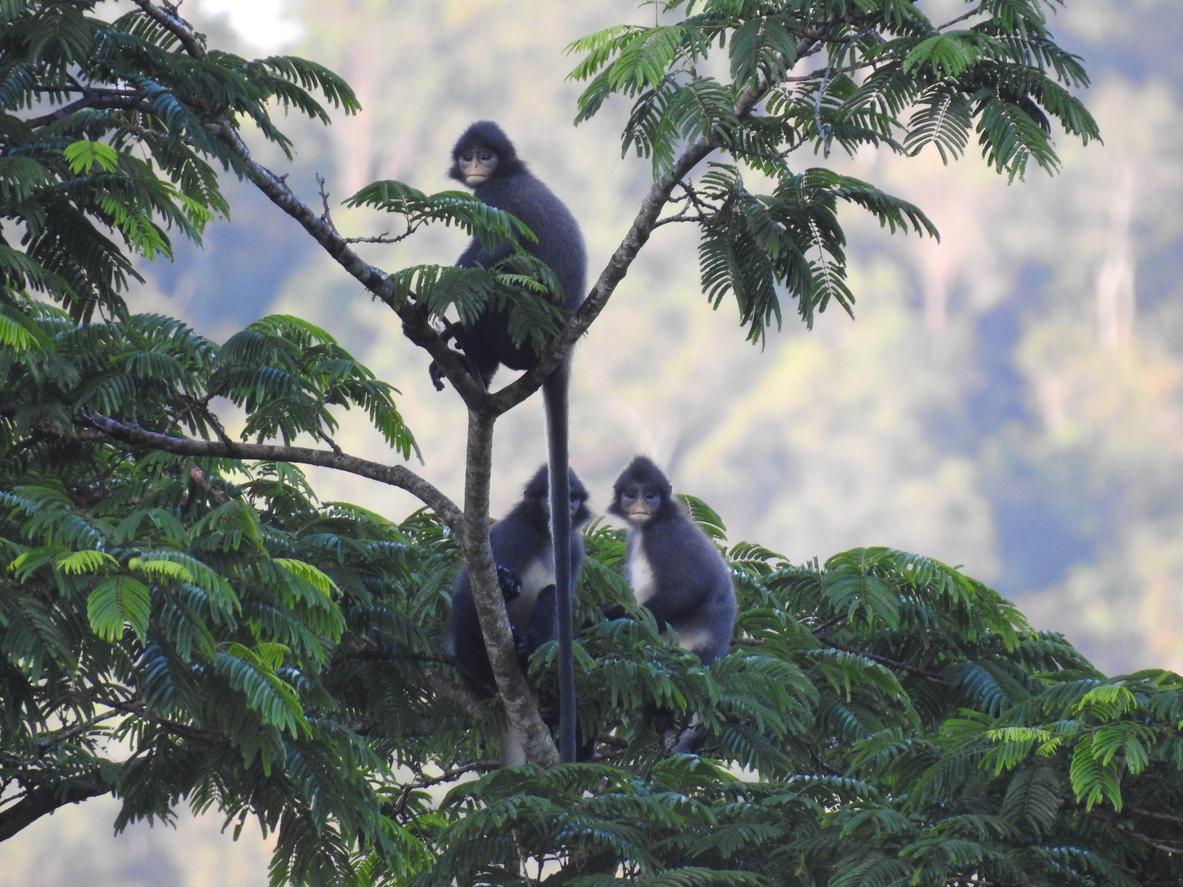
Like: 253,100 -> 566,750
23,90 -> 150,128
78,409 -> 464,533
206,121 -> 485,408
123,3 -> 484,408
130,0 -> 208,60
390,759 -> 496,816
458,409 -> 559,766
35,709 -> 125,750
487,69 -> 782,417
937,6 -> 985,32
0,776 -> 110,841
317,174 -> 418,245
826,639 -> 954,685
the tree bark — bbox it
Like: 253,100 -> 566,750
0,778 -> 110,842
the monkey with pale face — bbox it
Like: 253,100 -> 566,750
608,456 -> 737,665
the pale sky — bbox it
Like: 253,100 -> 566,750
197,0 -> 302,50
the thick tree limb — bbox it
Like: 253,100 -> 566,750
79,409 -> 464,533
0,777 -> 110,841
23,91 -> 150,128
130,0 -> 208,60
458,409 -> 559,766
487,54 -> 803,417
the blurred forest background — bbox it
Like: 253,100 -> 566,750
6,0 -> 1182,883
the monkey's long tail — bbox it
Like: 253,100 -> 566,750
543,362 -> 577,764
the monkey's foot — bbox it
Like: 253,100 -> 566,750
496,565 -> 523,601
428,360 -> 447,392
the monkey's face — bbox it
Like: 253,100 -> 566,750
617,486 -> 662,526
456,145 -> 498,186
540,491 -> 590,521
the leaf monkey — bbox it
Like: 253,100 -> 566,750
435,120 -> 588,762
607,457 -> 738,752
609,456 -> 737,665
445,466 -> 591,764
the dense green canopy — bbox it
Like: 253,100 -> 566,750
3,1 -> 1180,885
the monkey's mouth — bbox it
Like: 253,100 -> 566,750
625,505 -> 654,524
464,174 -> 490,185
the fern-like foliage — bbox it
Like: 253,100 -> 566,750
391,523 -> 1181,885
212,314 -> 418,457
568,0 -> 1098,337
0,432 -> 457,883
5,421 -> 1183,886
5,4 -> 1170,887
0,302 -> 418,471
0,0 -> 358,320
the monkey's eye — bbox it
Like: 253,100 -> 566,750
622,488 -> 638,501
459,151 -> 473,162
479,150 -> 495,162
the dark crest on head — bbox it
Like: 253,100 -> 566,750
523,465 -> 589,503
609,456 -> 675,519
449,120 -> 523,182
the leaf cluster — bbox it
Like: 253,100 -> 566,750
568,0 -> 1099,339
5,3 -> 1163,887
411,533 -> 1183,886
0,0 -> 358,320
0,298 -> 417,461
5,390 -> 1183,885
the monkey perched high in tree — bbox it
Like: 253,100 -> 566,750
445,121 -> 587,384
441,121 -> 587,763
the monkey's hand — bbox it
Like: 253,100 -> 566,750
496,565 -> 523,602
401,303 -> 435,347
601,604 -> 628,621
401,307 -> 455,392
425,322 -> 470,392
428,360 -> 447,392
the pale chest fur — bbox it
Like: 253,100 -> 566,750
506,550 -> 555,626
626,534 -> 656,604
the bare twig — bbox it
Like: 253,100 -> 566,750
653,181 -> 718,227
779,58 -> 874,83
315,173 -> 407,245
937,6 -> 985,32
813,25 -> 879,155
390,759 -> 496,816
35,709 -> 125,750
826,640 -> 954,685
1127,806 -> 1183,826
